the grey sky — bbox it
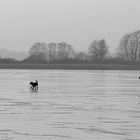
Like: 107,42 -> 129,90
0,0 -> 140,52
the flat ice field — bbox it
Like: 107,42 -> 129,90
0,69 -> 140,140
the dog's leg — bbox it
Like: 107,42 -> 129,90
32,85 -> 34,89
33,86 -> 36,90
30,85 -> 34,90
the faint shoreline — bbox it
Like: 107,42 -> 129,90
0,63 -> 140,70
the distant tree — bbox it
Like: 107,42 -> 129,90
57,42 -> 74,60
26,42 -> 75,63
0,57 -> 18,63
22,53 -> 48,63
48,43 -> 57,61
75,52 -> 89,62
118,31 -> 140,62
29,42 -> 47,61
88,39 -> 108,62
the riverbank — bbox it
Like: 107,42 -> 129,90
0,63 -> 140,70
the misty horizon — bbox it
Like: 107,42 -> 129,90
0,0 -> 140,53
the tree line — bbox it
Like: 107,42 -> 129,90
22,40 -> 111,63
1,30 -> 140,64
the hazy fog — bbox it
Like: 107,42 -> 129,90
0,0 -> 140,52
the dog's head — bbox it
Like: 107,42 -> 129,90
30,82 -> 33,85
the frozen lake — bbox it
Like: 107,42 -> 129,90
0,69 -> 140,140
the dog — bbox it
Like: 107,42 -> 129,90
30,80 -> 38,91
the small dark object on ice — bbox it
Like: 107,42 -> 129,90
30,80 -> 38,91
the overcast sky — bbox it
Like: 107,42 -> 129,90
0,0 -> 140,52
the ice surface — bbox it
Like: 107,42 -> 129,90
0,70 -> 140,140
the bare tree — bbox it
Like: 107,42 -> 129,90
28,42 -> 75,62
29,42 -> 47,61
88,39 -> 108,61
48,43 -> 57,61
57,42 -> 74,60
29,42 -> 46,56
118,31 -> 140,62
118,33 -> 130,61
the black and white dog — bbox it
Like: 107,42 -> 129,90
30,80 -> 38,91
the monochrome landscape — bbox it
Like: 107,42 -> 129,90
0,0 -> 140,140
